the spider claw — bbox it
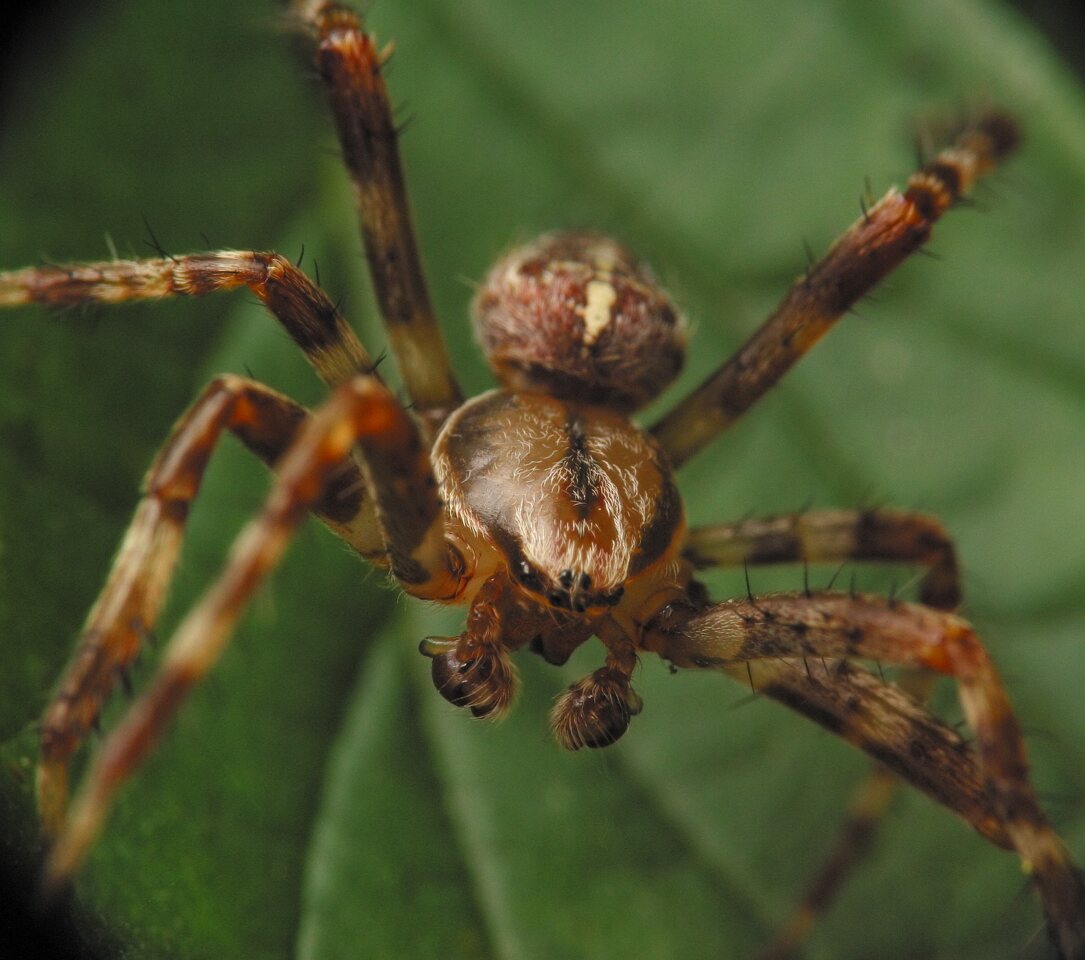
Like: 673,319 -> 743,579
418,635 -> 456,658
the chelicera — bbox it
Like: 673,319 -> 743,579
2,2 -> 1082,957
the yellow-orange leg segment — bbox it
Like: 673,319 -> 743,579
645,594 -> 1085,959
44,373 -> 460,889
651,113 -> 1020,467
296,1 -> 463,434
36,375 -> 369,837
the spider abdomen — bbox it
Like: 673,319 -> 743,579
472,232 -> 687,412
433,389 -> 685,613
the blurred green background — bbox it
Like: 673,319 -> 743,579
1,1 -> 1084,958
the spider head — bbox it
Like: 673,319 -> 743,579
472,232 -> 687,412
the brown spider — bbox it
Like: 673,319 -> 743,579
2,2 -> 1084,958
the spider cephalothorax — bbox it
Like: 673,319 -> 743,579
2,3 -> 1083,958
428,385 -> 688,744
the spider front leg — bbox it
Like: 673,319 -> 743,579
295,0 -> 463,434
45,371 -> 464,887
0,250 -> 377,391
644,593 -> 1085,960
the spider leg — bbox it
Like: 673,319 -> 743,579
0,250 -> 375,389
650,112 -> 1020,468
44,371 -> 463,888
686,507 -> 959,958
295,2 -> 464,436
752,765 -> 898,960
36,375 -> 371,837
685,506 -> 959,607
644,593 -> 1085,959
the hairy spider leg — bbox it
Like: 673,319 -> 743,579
43,371 -> 460,888
0,4 -> 476,885
644,593 -> 1085,960
684,507 -> 960,958
0,250 -> 375,392
297,1 -> 464,436
0,251 -> 469,845
0,250 -> 393,823
650,112 -> 1020,468
685,507 -> 960,608
33,375 -> 371,837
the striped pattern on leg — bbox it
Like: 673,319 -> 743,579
36,375 -> 371,837
651,113 -> 1020,467
647,592 -> 1085,959
45,372 -> 464,888
297,2 -> 464,433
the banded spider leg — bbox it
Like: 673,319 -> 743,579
643,591 -> 1085,957
0,2 -> 467,887
639,108 -> 1085,955
683,507 -> 959,958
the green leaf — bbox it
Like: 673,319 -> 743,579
2,1 -> 1084,958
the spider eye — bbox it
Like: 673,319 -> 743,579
516,560 -> 541,588
472,231 -> 687,411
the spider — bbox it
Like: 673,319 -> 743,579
3,2 -> 1084,958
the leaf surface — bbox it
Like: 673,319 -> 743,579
2,1 -> 1084,958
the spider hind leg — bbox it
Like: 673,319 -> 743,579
644,592 -> 1085,959
44,372 -> 440,887
36,375 -> 349,836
